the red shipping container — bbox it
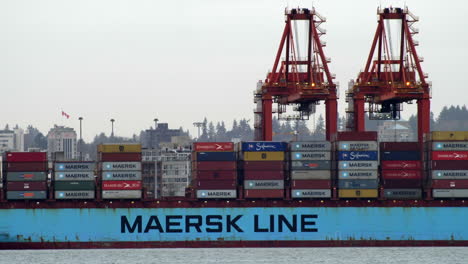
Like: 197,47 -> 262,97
7,162 -> 47,172
382,179 -> 422,188
381,170 -> 423,180
381,160 -> 422,170
193,170 -> 238,180
193,161 -> 237,171
380,142 -> 421,151
244,189 -> 284,199
242,161 -> 285,171
431,160 -> 468,170
194,180 -> 237,189
431,151 -> 468,161
6,152 -> 47,162
102,181 -> 142,190
336,131 -> 378,141
99,153 -> 142,162
291,180 -> 331,189
432,180 -> 468,189
193,142 -> 234,152
243,170 -> 284,180
7,181 -> 47,191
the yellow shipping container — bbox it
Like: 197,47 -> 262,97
243,151 -> 285,161
431,131 -> 468,141
338,189 -> 378,198
97,144 -> 142,153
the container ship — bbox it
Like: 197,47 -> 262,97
1,7 -> 467,248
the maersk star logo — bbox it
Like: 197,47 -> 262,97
437,172 -> 442,177
296,191 -> 301,196
295,153 -> 302,159
58,173 -> 65,179
106,164 -> 111,169
106,173 -> 111,179
342,172 -> 348,178
59,164 -> 65,170
342,162 -> 348,168
201,192 -> 207,197
58,192 -> 65,198
248,182 -> 254,187
436,143 -> 442,149
341,143 -> 349,150
295,144 -> 300,149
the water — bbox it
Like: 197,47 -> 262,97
1,248 -> 468,264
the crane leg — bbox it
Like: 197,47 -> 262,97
354,96 -> 366,132
262,95 -> 273,141
417,98 -> 430,143
325,98 -> 338,141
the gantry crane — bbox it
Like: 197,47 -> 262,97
254,8 -> 337,141
346,7 -> 431,143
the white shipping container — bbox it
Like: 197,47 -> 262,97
338,170 -> 379,179
337,141 -> 378,151
196,189 -> 237,199
102,190 -> 142,199
433,189 -> 468,198
338,161 -> 378,170
290,170 -> 331,180
432,170 -> 468,179
290,141 -> 332,152
291,189 -> 331,198
55,190 -> 95,199
290,152 -> 331,161
244,180 -> 284,190
102,162 -> 141,171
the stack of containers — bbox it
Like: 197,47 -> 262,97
429,132 -> 468,198
380,142 -> 422,199
5,152 -> 48,200
336,132 -> 379,198
54,162 -> 96,199
290,141 -> 332,199
98,144 -> 142,199
240,141 -> 287,199
192,142 -> 237,199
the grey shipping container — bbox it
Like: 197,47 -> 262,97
338,161 -> 378,170
291,189 -> 331,198
290,141 -> 331,152
6,191 -> 47,200
244,180 -> 284,190
102,190 -> 142,199
384,189 -> 422,199
6,171 -> 47,182
433,189 -> 468,198
55,162 -> 96,171
432,170 -> 468,179
338,170 -> 378,179
54,181 -> 95,191
338,179 -> 379,189
54,171 -> 94,181
290,152 -> 331,161
432,141 -> 468,151
196,189 -> 237,199
337,141 -> 378,151
291,160 -> 332,170
55,190 -> 95,199
102,171 -> 142,181
101,162 -> 141,171
290,170 -> 331,180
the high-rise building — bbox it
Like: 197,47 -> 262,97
0,126 -> 24,153
143,123 -> 185,149
47,125 -> 77,160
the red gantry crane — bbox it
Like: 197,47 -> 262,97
346,7 -> 431,143
254,8 -> 337,141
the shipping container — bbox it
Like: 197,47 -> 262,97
431,141 -> 468,151
244,180 -> 284,189
433,189 -> 468,198
383,189 -> 422,199
431,160 -> 468,170
290,141 -> 331,152
6,152 -> 47,162
337,151 -> 378,161
338,179 -> 378,189
97,144 -> 142,153
337,141 -> 378,151
431,151 -> 468,161
336,131 -> 378,141
102,181 -> 142,190
338,161 -> 378,170
193,142 -> 234,152
430,131 -> 468,141
291,189 -> 331,198
102,171 -> 142,181
432,180 -> 468,189
291,160 -> 332,170
54,162 -> 96,172
193,161 -> 237,171
432,170 -> 468,179
7,181 -> 47,191
379,142 -> 421,151
240,142 -> 288,152
55,190 -> 95,199
380,151 -> 421,161
291,152 -> 331,161
381,160 -> 422,170
242,151 -> 285,161
102,190 -> 142,199
338,189 -> 378,198
99,153 -> 142,162
244,189 -> 284,199
290,170 -> 331,180
291,180 -> 331,189
193,170 -> 237,180
194,180 -> 237,189
101,162 -> 141,171
6,171 -> 47,182
243,170 -> 285,180
6,191 -> 47,200
196,189 -> 237,199
242,161 -> 284,171
7,162 -> 47,172
381,179 -> 422,188
54,181 -> 95,191
55,171 -> 94,181
195,152 -> 236,162
381,170 -> 422,180
338,170 -> 378,179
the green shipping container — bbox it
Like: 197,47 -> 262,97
54,181 -> 95,191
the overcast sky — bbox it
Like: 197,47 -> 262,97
1,0 -> 466,141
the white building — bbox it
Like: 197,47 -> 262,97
47,125 -> 77,160
0,127 -> 24,153
160,152 -> 191,197
378,121 -> 414,142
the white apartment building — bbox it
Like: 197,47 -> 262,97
47,125 -> 77,160
0,127 -> 24,153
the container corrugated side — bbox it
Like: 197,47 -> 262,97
54,171 -> 94,181
102,190 -> 142,199
196,189 -> 237,199
242,161 -> 284,170
290,170 -> 331,180
431,160 -> 468,170
337,141 -> 378,151
97,144 -> 142,153
193,161 -> 237,171
192,170 -> 238,180
99,153 -> 142,162
6,172 -> 47,182
290,152 -> 331,161
381,179 -> 422,188
54,181 -> 95,191
380,142 -> 421,151
338,170 -> 378,179
194,180 -> 237,189
290,141 -> 331,152
240,142 -> 288,152
244,180 -> 284,189
381,170 -> 422,179
338,179 -> 379,189
102,181 -> 142,190
430,131 -> 468,141
432,180 -> 468,189
338,161 -> 378,170
337,151 -> 378,161
431,151 -> 468,161
54,162 -> 95,171
6,191 -> 47,200
380,151 -> 421,161
102,171 -> 142,181
338,189 -> 378,198
291,160 -> 332,170
381,160 -> 422,170
7,162 -> 47,172
431,141 -> 468,151
193,142 -> 234,152
336,131 -> 378,141
244,189 -> 284,198
195,152 -> 236,162
101,162 -> 141,171
242,152 -> 285,161
243,170 -> 284,180
55,190 -> 95,199
291,189 -> 331,198
7,181 -> 47,191
383,189 -> 422,199
433,189 -> 468,198
6,152 -> 47,162
291,180 -> 331,189
431,170 -> 468,179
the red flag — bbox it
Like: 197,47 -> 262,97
62,110 -> 70,119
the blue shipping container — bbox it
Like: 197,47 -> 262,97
337,151 -> 378,161
380,151 -> 421,161
241,142 -> 288,152
196,152 -> 236,161
338,179 -> 379,189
